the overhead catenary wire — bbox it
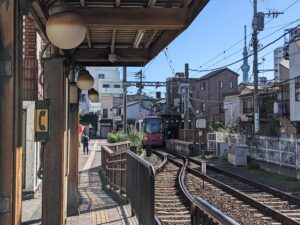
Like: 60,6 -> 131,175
190,18 -> 300,78
190,1 -> 300,76
189,24 -> 300,74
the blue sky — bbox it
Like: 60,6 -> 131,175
124,0 -> 300,97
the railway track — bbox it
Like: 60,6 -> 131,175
153,151 -> 238,225
186,155 -> 300,225
155,157 -> 191,224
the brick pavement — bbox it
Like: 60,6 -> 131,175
21,139 -> 138,225
66,139 -> 138,225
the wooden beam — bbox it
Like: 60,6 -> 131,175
150,0 -> 209,58
67,104 -> 79,216
181,0 -> 192,8
28,7 -> 48,43
147,0 -> 157,8
0,0 -> 23,223
42,58 -> 67,225
73,48 -> 150,65
76,8 -> 188,30
133,29 -> 145,48
86,28 -> 92,48
145,29 -> 158,48
31,1 -> 48,24
111,29 -> 116,53
115,0 -> 121,7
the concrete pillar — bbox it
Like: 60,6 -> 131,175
42,58 -> 67,225
0,0 -> 23,224
67,104 -> 79,216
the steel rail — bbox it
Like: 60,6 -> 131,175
186,165 -> 300,225
188,156 -> 300,206
167,155 -> 239,225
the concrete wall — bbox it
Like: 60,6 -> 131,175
23,101 -> 41,194
289,42 -> 300,122
249,160 -> 300,180
224,95 -> 240,128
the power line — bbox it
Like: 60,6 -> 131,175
164,48 -> 175,76
192,18 -> 300,77
191,1 -> 300,76
189,24 -> 300,73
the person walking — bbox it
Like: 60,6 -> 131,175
82,133 -> 90,154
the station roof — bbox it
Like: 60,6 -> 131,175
29,0 -> 209,66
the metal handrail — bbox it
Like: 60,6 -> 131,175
194,197 -> 239,225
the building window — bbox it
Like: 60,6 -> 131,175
116,108 -> 122,115
114,84 -> 121,88
230,81 -> 233,89
243,98 -> 252,114
219,81 -> 223,89
103,109 -> 108,118
103,84 -> 110,88
200,82 -> 205,90
98,74 -> 105,79
219,103 -> 224,113
296,77 -> 300,101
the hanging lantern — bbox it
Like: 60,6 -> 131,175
88,88 -> 99,102
77,69 -> 94,90
46,2 -> 86,49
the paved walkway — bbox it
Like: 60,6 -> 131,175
22,139 -> 137,225
67,139 -> 138,225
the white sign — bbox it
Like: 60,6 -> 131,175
115,116 -> 122,121
196,119 -> 206,129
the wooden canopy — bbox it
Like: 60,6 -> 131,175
29,0 -> 209,66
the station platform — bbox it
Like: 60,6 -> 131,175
22,139 -> 138,225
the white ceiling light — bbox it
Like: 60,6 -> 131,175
77,69 -> 94,90
46,2 -> 86,49
88,88 -> 99,102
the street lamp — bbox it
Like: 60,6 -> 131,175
46,2 -> 86,49
77,69 -> 94,90
88,88 -> 99,102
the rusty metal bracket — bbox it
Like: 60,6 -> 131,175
0,61 -> 12,77
0,196 -> 10,214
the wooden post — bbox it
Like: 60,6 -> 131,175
67,104 -> 79,216
0,0 -> 23,224
42,58 -> 67,225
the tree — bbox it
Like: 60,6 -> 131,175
80,112 -> 99,132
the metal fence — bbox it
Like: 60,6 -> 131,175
127,150 -> 155,225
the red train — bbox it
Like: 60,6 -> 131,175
135,115 -> 164,147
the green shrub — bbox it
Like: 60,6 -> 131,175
128,130 -> 143,148
115,132 -> 128,142
108,133 -> 118,143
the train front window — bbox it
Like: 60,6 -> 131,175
144,118 -> 162,133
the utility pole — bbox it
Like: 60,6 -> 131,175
123,67 -> 127,133
252,1 -> 283,134
252,0 -> 260,134
184,63 -> 189,134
